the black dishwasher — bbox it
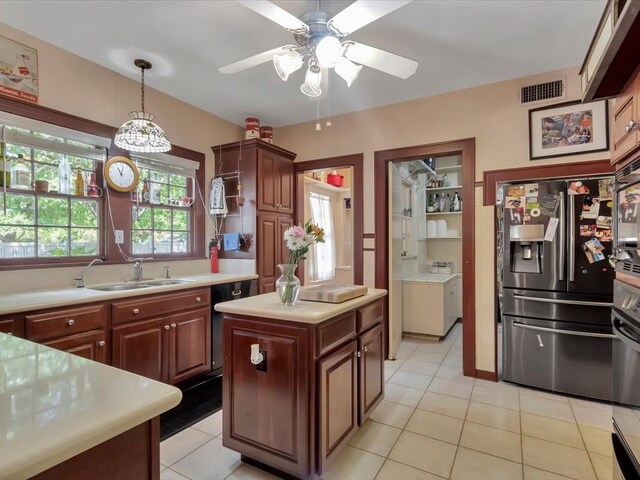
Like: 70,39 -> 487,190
211,280 -> 256,375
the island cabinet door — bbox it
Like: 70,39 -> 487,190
358,324 -> 384,425
112,317 -> 168,383
167,307 -> 211,384
223,318 -> 310,478
318,340 -> 358,475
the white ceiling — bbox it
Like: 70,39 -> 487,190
0,0 -> 605,128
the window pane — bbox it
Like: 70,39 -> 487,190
38,197 -> 68,226
139,168 -> 149,180
173,210 -> 188,231
34,164 -> 58,187
169,185 -> 186,200
133,206 -> 152,229
170,175 -> 186,187
154,208 -> 171,230
0,226 -> 35,258
34,149 -> 60,165
66,155 -> 94,171
153,231 -> 171,253
71,199 -> 98,227
150,170 -> 167,183
5,144 -> 30,159
71,228 -> 98,255
38,226 -> 69,256
132,230 -> 152,254
173,232 -> 188,253
0,193 -> 35,225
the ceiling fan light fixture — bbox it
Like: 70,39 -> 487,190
315,35 -> 342,68
334,55 -> 362,87
300,59 -> 322,97
273,50 -> 303,81
115,59 -> 171,153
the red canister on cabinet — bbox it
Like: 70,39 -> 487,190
245,117 -> 260,139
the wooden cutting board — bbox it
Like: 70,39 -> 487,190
298,284 -> 368,303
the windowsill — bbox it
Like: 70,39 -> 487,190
401,255 -> 417,260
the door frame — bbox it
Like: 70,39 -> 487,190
294,153 -> 364,285
374,138 -> 477,377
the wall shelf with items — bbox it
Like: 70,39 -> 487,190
303,176 -> 351,193
435,165 -> 462,173
426,236 -> 462,240
424,185 -> 463,192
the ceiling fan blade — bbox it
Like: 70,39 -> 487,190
344,42 -> 418,79
219,45 -> 296,74
237,0 -> 309,33
329,0 -> 412,36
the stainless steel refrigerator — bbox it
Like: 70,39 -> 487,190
501,177 -> 615,401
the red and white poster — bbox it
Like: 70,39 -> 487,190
0,35 -> 38,103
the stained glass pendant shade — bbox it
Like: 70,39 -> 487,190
114,59 -> 171,153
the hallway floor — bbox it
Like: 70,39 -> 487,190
160,323 -> 612,480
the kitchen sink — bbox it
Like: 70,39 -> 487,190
88,279 -> 193,291
144,279 -> 194,286
89,283 -> 153,291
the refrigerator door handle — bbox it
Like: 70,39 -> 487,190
569,193 -> 575,282
559,191 -> 565,281
513,321 -> 615,339
513,294 -> 612,307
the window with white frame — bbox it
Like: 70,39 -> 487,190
130,155 -> 197,255
309,192 -> 335,281
0,119 -> 108,260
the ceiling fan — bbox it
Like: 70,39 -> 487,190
219,0 -> 419,97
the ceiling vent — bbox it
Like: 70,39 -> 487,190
520,79 -> 565,105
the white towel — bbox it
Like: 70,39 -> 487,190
209,177 -> 227,216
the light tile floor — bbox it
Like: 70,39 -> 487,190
160,323 -> 613,480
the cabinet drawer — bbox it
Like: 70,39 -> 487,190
357,299 -> 383,333
112,288 -> 211,324
316,312 -> 356,357
26,304 -> 107,342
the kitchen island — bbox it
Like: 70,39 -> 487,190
0,333 -> 182,480
215,288 -> 387,479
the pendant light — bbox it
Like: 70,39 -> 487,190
114,59 -> 171,153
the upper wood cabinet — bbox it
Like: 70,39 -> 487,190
611,70 -> 640,165
257,149 -> 294,214
580,0 -> 640,102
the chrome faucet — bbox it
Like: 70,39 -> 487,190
74,258 -> 103,288
164,266 -> 171,279
129,257 -> 153,281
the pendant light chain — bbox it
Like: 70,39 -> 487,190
140,64 -> 145,114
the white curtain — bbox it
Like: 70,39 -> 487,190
309,192 -> 335,281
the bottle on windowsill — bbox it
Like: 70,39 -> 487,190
74,169 -> 85,196
141,179 -> 150,202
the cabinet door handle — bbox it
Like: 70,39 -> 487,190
195,297 -> 201,302
66,319 -> 75,326
7,332 -> 12,336
356,351 -> 361,358
232,289 -> 242,296
132,308 -> 140,315
98,341 -> 105,347
171,323 -> 177,329
626,120 -> 637,133
364,346 -> 368,353
164,325 -> 170,330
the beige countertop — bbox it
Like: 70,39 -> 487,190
0,273 -> 258,315
214,288 -> 387,324
0,333 -> 182,480
403,273 -> 462,284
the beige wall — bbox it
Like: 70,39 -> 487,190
0,23 -> 243,290
275,66 -> 610,373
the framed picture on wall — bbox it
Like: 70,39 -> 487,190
0,35 -> 38,103
529,100 -> 608,160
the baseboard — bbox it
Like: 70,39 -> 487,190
475,369 -> 497,382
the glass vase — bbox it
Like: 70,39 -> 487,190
276,263 -> 301,306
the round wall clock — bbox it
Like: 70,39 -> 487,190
104,156 -> 139,192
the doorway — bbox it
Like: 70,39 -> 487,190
295,154 -> 364,285
374,138 -> 477,377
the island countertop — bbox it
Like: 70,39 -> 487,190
0,272 -> 257,316
214,288 -> 387,324
0,333 -> 182,480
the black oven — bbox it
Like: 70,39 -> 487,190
612,280 -> 640,479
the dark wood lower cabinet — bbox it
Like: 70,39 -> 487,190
43,329 -> 108,364
222,298 -> 385,479
168,308 -> 211,384
112,318 -> 166,383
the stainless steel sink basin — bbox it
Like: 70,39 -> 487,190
144,279 -> 194,286
89,284 -> 153,291
88,278 -> 193,291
